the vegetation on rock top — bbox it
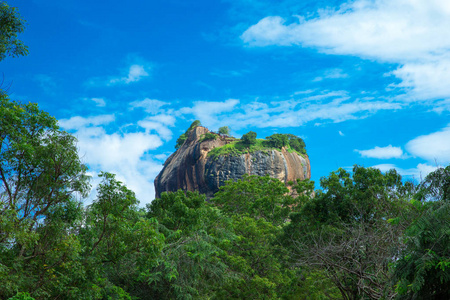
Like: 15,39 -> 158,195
207,131 -> 307,158
175,120 -> 201,149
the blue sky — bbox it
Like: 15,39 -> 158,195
2,0 -> 450,205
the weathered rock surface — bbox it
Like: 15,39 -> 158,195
154,126 -> 311,198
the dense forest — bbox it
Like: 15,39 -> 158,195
1,2 -> 449,299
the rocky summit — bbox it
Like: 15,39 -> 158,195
154,126 -> 311,198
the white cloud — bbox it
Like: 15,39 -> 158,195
59,114 -> 115,130
59,115 -> 168,205
356,145 -> 405,159
241,0 -> 450,101
406,124 -> 450,164
313,68 -> 349,82
179,92 -> 401,129
130,98 -> 168,113
90,97 -> 106,107
432,99 -> 450,114
138,119 -> 173,141
179,99 -> 240,128
109,64 -> 150,84
372,163 -> 438,181
339,131 -> 344,136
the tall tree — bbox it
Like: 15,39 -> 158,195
284,166 -> 414,299
0,1 -> 28,61
392,166 -> 450,299
0,94 -> 90,299
145,190 -> 234,299
211,175 -> 309,299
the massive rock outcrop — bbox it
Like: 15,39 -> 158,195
154,126 -> 311,198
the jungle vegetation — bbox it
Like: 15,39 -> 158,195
1,2 -> 449,299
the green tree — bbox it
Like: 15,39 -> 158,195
286,134 -> 306,155
392,166 -> 450,299
284,166 -> 413,299
0,94 -> 90,299
0,2 -> 28,61
212,174 -> 301,226
145,190 -> 235,299
264,133 -> 289,149
79,172 -> 164,300
211,175 -> 307,299
218,126 -> 230,135
241,131 -> 257,146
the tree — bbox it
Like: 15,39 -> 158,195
212,174 -> 298,226
241,131 -> 257,146
286,134 -> 306,154
283,166 -> 413,299
264,133 -> 289,149
0,2 -> 28,61
211,175 -> 308,299
79,172 -> 164,300
218,126 -> 230,135
0,94 -> 91,299
392,166 -> 450,299
145,190 -> 234,299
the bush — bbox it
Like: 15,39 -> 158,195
264,133 -> 289,148
199,132 -> 217,142
219,126 -> 230,135
241,131 -> 257,145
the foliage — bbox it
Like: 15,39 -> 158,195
241,131 -> 257,146
212,174 -> 299,226
0,2 -> 28,61
199,131 -> 217,142
263,133 -> 289,149
175,120 -> 201,149
79,172 -> 164,300
208,132 -> 307,159
218,126 -> 230,135
0,94 -> 91,299
211,176 -> 307,299
392,166 -> 450,299
7,292 -> 35,300
2,74 -> 449,299
283,165 -> 413,299
207,139 -> 266,159
145,190 -> 235,299
285,134 -> 306,155
264,133 -> 306,155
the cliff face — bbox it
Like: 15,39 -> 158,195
154,126 -> 311,198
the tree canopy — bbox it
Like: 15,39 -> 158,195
0,2 -> 28,61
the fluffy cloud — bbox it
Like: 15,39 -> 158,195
241,0 -> 450,102
406,124 -> 450,164
59,114 -> 115,130
356,145 -> 405,159
109,64 -> 150,84
60,114 -> 166,205
179,99 -> 240,128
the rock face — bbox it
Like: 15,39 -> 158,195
154,126 -> 311,198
